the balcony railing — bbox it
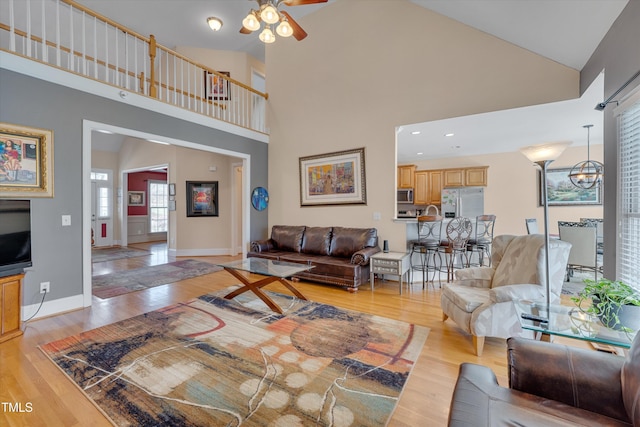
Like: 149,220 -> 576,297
0,0 -> 268,135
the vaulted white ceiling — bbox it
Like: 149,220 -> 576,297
79,0 -> 628,157
75,0 -> 628,70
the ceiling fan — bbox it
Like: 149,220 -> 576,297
240,0 -> 328,43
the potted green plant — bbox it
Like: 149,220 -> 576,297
571,278 -> 640,333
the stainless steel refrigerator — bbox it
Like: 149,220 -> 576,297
441,187 -> 485,219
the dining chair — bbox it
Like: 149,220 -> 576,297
580,218 -> 604,254
558,222 -> 601,281
525,218 -> 538,234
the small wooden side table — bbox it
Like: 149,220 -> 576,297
370,252 -> 411,294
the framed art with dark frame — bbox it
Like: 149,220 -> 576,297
127,191 -> 145,206
204,71 -> 230,101
538,167 -> 602,206
186,181 -> 218,217
299,147 -> 366,206
0,122 -> 54,198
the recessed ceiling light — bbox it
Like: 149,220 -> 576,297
411,131 -> 421,135
417,152 -> 424,156
445,133 -> 455,137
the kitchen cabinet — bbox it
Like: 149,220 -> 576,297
414,171 -> 429,204
429,170 -> 442,204
397,165 -> 416,189
443,169 -> 464,187
414,170 -> 442,205
443,166 -> 489,187
465,167 -> 488,186
0,273 -> 23,343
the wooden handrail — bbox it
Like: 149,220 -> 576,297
0,22 -> 137,79
155,44 -> 268,99
62,0 -> 268,99
62,0 -> 152,43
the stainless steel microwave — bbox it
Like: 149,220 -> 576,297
397,189 -> 413,203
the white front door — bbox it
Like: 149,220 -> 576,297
91,169 -> 114,247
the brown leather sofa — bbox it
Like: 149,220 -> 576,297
248,225 -> 381,291
448,334 -> 640,426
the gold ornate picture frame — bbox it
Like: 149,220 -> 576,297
0,122 -> 54,198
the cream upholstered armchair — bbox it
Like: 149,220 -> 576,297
441,234 -> 571,356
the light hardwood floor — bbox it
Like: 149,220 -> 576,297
1,242 -> 585,426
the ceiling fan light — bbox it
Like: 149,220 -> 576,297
259,27 -> 276,44
276,20 -> 293,37
260,4 -> 280,25
207,17 -> 223,32
242,12 -> 261,32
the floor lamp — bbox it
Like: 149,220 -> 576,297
519,141 -> 571,318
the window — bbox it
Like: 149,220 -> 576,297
149,180 -> 168,233
97,187 -> 110,219
90,171 -> 109,181
92,169 -> 112,220
617,92 -> 640,290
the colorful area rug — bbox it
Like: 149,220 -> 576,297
92,259 -> 222,299
92,246 -> 151,263
40,287 -> 429,426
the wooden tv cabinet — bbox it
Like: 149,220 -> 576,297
0,273 -> 24,343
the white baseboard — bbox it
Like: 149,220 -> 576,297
172,248 -> 232,257
21,294 -> 84,321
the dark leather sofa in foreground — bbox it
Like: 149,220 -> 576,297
448,333 -> 639,426
248,225 -> 380,291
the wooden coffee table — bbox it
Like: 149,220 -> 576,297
216,258 -> 314,314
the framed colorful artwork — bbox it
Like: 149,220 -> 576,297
204,71 -> 230,101
538,167 -> 602,206
0,122 -> 54,198
186,181 -> 218,217
251,187 -> 269,211
299,148 -> 367,206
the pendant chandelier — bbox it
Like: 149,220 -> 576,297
568,124 -> 603,189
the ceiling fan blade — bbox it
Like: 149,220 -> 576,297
282,0 -> 328,5
280,11 -> 307,41
240,26 -> 252,34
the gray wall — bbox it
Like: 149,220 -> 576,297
0,69 -> 268,306
580,0 -> 640,280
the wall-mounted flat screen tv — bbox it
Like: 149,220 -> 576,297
0,199 -> 32,277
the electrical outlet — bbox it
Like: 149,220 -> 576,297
40,281 -> 50,294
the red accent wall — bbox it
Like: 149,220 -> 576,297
127,171 -> 167,216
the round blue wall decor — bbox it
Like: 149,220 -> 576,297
251,187 -> 269,211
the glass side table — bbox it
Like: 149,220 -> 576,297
515,299 -> 636,349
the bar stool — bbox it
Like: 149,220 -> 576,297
409,215 -> 443,288
467,214 -> 496,267
439,217 -> 473,282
